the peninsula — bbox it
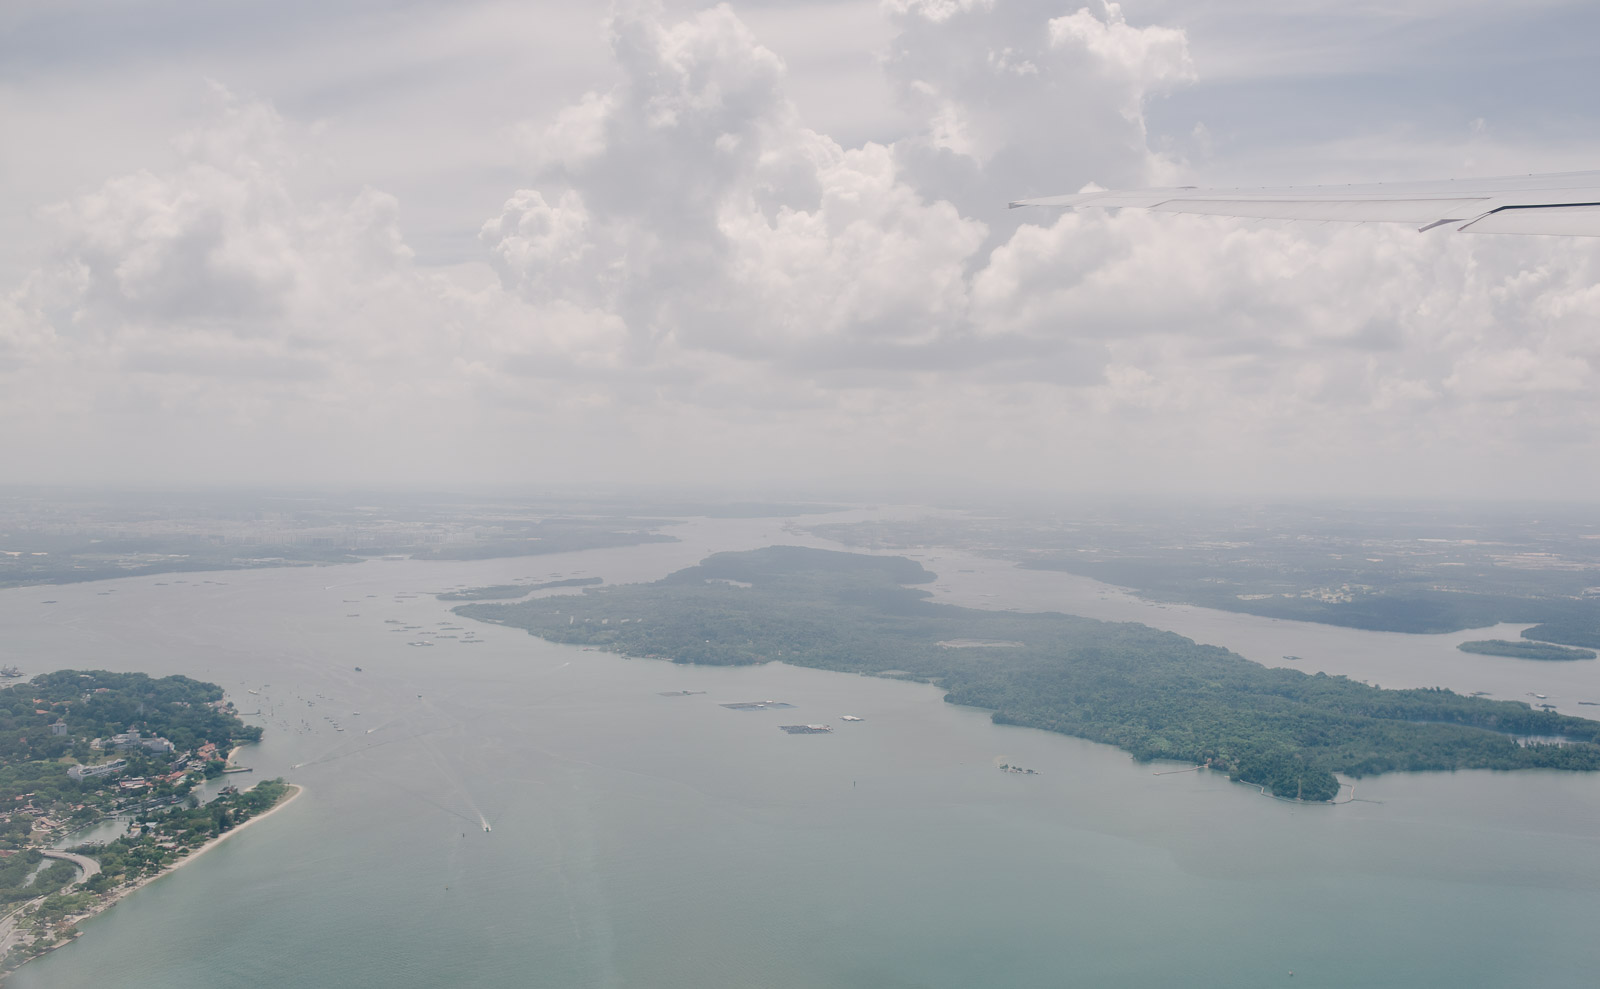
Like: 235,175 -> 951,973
0,670 -> 292,975
437,577 -> 603,601
1457,639 -> 1597,661
457,546 -> 1600,803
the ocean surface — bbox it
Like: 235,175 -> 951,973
5,514 -> 1600,988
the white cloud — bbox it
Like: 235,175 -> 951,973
3,0 -> 1600,497
1047,4 -> 1193,121
883,0 -> 1196,216
30,89 -> 419,348
882,0 -> 998,24
482,2 -> 989,366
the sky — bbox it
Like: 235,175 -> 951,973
2,0 -> 1599,500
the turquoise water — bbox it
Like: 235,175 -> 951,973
3,520 -> 1598,988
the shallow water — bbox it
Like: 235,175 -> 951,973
4,516 -> 1598,988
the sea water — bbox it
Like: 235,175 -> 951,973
4,515 -> 1599,988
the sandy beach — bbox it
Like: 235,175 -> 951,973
0,783 -> 303,981
85,782 -> 303,904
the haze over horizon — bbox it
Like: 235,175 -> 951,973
4,0 -> 1599,498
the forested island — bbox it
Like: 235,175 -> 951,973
1458,640 -> 1597,661
458,547 -> 1600,804
0,670 -> 291,973
1517,617 -> 1600,649
437,577 -> 603,601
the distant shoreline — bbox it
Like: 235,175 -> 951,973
1457,639 -> 1597,661
0,783 -> 302,983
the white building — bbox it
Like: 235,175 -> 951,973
68,758 -> 128,781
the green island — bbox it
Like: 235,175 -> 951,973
457,547 -> 1600,804
437,577 -> 604,601
1518,617 -> 1600,649
1457,640 -> 1597,661
0,670 -> 291,974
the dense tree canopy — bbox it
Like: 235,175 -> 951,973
1459,640 -> 1596,661
0,670 -> 261,831
462,547 -> 1600,803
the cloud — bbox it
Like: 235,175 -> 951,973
29,88 -> 418,350
4,0 -> 1600,497
471,0 -> 1600,499
884,0 -> 996,22
1047,4 -> 1193,119
482,2 -> 990,369
883,0 -> 1194,218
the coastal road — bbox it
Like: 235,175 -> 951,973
0,905 -> 26,959
42,849 -> 101,885
0,850 -> 103,956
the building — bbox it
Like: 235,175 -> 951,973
68,759 -> 128,782
102,729 -> 176,754
49,720 -> 68,736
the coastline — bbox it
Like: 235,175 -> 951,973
85,781 -> 303,903
162,782 -> 303,878
0,783 -> 302,982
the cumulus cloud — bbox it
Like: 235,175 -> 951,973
25,88 -> 419,357
482,2 -> 989,368
469,0 -> 1600,497
4,0 -> 1600,496
884,0 -> 997,23
883,0 -> 1194,218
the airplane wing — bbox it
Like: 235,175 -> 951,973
1010,170 -> 1600,236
